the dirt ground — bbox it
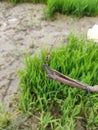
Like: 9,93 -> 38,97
0,2 -> 98,129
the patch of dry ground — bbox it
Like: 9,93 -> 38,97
0,2 -> 98,129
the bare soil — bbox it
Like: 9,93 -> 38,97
0,2 -> 98,129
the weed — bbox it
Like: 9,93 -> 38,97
19,34 -> 98,129
0,103 -> 21,129
0,104 -> 11,129
46,0 -> 98,17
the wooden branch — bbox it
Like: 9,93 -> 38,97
43,64 -> 98,92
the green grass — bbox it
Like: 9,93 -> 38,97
19,34 -> 98,130
46,0 -> 98,17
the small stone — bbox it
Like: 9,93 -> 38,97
87,24 -> 98,42
8,18 -> 18,23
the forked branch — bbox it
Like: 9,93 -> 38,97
43,64 -> 98,92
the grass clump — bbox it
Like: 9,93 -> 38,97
19,34 -> 98,129
46,0 -> 98,17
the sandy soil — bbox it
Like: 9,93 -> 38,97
0,2 -> 98,129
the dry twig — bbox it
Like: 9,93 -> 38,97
43,64 -> 98,92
